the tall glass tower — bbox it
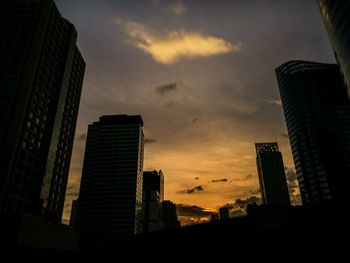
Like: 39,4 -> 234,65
0,0 -> 85,224
318,0 -> 350,97
276,61 -> 350,205
255,142 -> 291,206
77,115 -> 144,248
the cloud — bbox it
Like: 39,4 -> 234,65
167,1 -> 187,15
245,174 -> 253,179
117,20 -> 241,64
285,167 -> 302,205
251,188 -> 261,195
145,138 -> 157,144
177,185 -> 204,194
156,82 -> 178,95
76,133 -> 86,141
187,185 -> 203,193
281,132 -> 289,138
177,204 -> 214,217
176,204 -> 214,226
192,117 -> 198,124
268,99 -> 282,106
221,196 -> 262,218
211,178 -> 228,183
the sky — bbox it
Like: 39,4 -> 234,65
55,0 -> 335,226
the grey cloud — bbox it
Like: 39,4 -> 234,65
176,204 -> 213,217
251,188 -> 261,195
145,138 -> 157,144
245,174 -> 253,179
76,133 -> 87,141
177,185 -> 204,194
187,185 -> 203,194
285,168 -> 302,205
156,82 -> 178,95
211,178 -> 228,183
219,196 -> 261,218
281,132 -> 289,138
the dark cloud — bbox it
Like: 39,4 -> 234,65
192,117 -> 198,124
285,168 -> 302,205
219,196 -> 261,218
177,204 -> 214,217
65,191 -> 79,199
145,138 -> 157,144
245,174 -> 253,179
195,177 -> 199,180
211,178 -> 228,183
76,133 -> 86,141
281,132 -> 289,138
187,185 -> 203,194
177,185 -> 204,194
156,82 -> 178,95
234,196 -> 261,208
251,188 -> 261,195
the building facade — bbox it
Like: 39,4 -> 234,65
77,115 -> 144,247
255,142 -> 291,206
318,0 -> 350,96
276,61 -> 350,205
142,170 -> 164,232
0,0 -> 85,224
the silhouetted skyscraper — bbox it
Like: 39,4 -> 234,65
255,143 -> 291,206
0,0 -> 85,224
161,200 -> 180,229
318,0 -> 350,96
276,61 -> 350,205
69,199 -> 78,228
77,115 -> 144,247
142,170 -> 164,232
219,207 -> 229,220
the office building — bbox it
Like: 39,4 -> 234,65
69,199 -> 78,228
276,61 -> 350,204
0,0 -> 85,224
219,207 -> 230,220
318,0 -> 350,96
77,115 -> 144,247
161,200 -> 180,229
255,142 -> 291,206
142,170 -> 164,232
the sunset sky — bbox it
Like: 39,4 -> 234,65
55,0 -> 335,225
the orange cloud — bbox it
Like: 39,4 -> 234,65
117,20 -> 241,64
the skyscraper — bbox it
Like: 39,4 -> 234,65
142,170 -> 164,232
219,207 -> 229,220
69,199 -> 78,228
317,0 -> 350,96
77,115 -> 144,248
276,61 -> 350,205
161,200 -> 180,229
0,0 -> 85,224
255,142 -> 291,206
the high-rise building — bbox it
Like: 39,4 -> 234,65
219,207 -> 229,220
317,0 -> 350,96
69,199 -> 78,228
161,200 -> 180,229
0,0 -> 85,224
276,61 -> 350,205
142,170 -> 164,232
255,142 -> 291,206
77,115 -> 144,247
